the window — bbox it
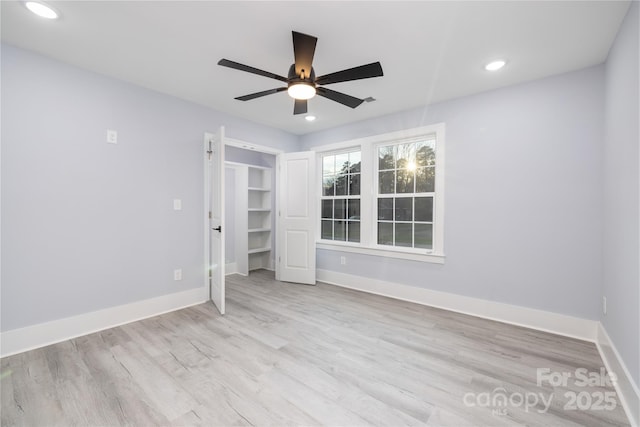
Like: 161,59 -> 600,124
321,150 -> 361,242
376,137 -> 436,250
316,124 -> 445,263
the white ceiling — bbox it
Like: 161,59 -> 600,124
1,1 -> 631,135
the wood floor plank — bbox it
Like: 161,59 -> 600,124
1,269 -> 631,426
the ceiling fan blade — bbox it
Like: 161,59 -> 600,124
316,87 -> 365,109
316,62 -> 384,85
292,31 -> 317,78
293,99 -> 308,115
235,87 -> 287,101
218,59 -> 288,83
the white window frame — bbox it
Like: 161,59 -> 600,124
313,123 -> 445,264
319,148 -> 362,243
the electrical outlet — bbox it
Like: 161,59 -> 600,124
340,256 -> 346,265
106,129 -> 118,144
602,296 -> 607,315
173,199 -> 182,211
174,269 -> 182,281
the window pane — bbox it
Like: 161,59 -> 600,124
378,222 -> 393,245
323,177 -> 334,196
321,150 -> 362,244
348,221 -> 360,242
349,152 -> 361,173
396,170 -> 415,193
378,146 -> 394,170
321,200 -> 333,219
414,223 -> 433,249
349,173 -> 360,195
334,199 -> 346,219
395,198 -> 413,221
378,198 -> 393,220
335,153 -> 349,175
335,175 -> 347,196
416,140 -> 436,166
348,199 -> 360,220
334,221 -> 347,241
415,197 -> 433,222
321,220 -> 333,239
323,155 -> 335,176
416,167 -> 435,192
395,143 -> 416,170
379,171 -> 395,194
395,223 -> 412,247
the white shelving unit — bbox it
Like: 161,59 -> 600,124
231,163 -> 273,275
247,166 -> 272,272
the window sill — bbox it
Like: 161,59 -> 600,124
316,242 -> 445,264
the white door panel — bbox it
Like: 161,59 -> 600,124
276,152 -> 316,285
284,230 -> 310,268
205,128 -> 225,314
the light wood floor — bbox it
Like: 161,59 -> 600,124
1,270 -> 630,426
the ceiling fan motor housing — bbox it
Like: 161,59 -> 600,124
287,64 -> 316,86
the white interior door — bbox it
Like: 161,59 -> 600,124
205,128 -> 225,314
276,151 -> 316,285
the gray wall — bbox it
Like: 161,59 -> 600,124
602,1 -> 639,386
301,66 -> 605,320
1,44 -> 296,331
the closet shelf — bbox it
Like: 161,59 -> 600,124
248,208 -> 271,212
248,187 -> 270,192
248,247 -> 271,254
248,228 -> 271,233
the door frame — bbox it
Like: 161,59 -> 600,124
204,134 -> 284,307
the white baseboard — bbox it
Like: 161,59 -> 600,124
317,269 -> 598,342
0,286 -> 208,358
225,262 -> 238,275
596,323 -> 640,426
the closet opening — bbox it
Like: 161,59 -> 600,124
224,145 -> 277,277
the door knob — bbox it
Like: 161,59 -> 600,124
213,225 -> 222,232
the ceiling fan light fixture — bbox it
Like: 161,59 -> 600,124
24,1 -> 59,19
287,82 -> 316,100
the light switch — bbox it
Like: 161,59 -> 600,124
106,129 -> 118,144
173,199 -> 182,210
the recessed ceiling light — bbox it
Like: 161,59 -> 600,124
305,115 -> 316,122
485,60 -> 506,71
24,1 -> 59,19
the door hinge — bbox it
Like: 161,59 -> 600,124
209,211 -> 212,219
279,256 -> 281,263
207,140 -> 213,160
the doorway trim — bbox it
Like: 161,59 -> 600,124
225,137 -> 284,156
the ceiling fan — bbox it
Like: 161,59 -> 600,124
218,31 -> 383,115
